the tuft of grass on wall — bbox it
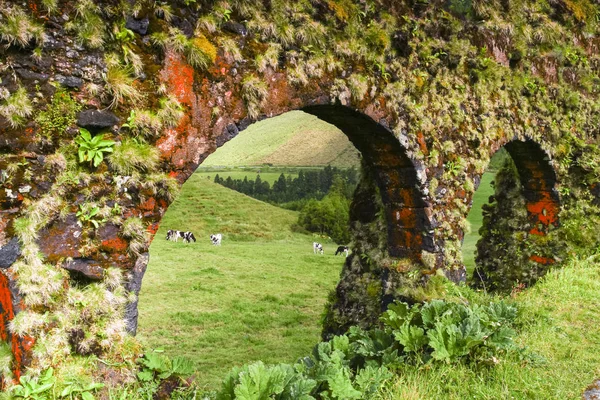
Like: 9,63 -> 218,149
0,4 -> 44,48
108,138 -> 161,176
0,86 -> 33,129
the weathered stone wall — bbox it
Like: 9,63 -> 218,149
0,0 -> 599,376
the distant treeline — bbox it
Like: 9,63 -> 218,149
213,166 -> 359,204
214,166 -> 358,244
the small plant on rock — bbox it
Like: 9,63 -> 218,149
9,367 -> 56,399
75,128 -> 115,167
76,203 -> 103,229
35,89 -> 82,138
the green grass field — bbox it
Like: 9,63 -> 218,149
137,176 -> 344,389
201,111 -> 360,168
194,167 -> 304,186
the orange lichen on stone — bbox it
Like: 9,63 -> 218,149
140,197 -> 156,211
12,334 -> 34,381
0,273 -> 13,342
101,237 -> 128,253
529,255 -> 555,265
526,191 -> 559,235
389,207 -> 418,228
160,50 -> 195,108
147,223 -> 159,236
0,274 -> 34,381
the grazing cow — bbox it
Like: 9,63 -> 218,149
313,242 -> 324,255
335,245 -> 349,257
210,233 -> 222,246
166,230 -> 196,243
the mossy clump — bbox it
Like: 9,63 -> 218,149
35,89 -> 82,139
187,34 -> 217,68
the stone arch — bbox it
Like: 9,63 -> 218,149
469,138 -> 560,290
302,105 -> 431,259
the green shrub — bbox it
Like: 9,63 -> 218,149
213,298 -> 517,399
381,300 -> 517,363
137,351 -> 194,382
297,177 -> 352,244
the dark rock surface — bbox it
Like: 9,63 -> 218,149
0,238 -> 21,269
37,214 -> 82,262
222,21 -> 248,36
217,123 -> 239,147
55,74 -> 84,88
62,258 -> 105,280
16,69 -> 49,82
77,110 -> 120,130
126,16 -> 150,35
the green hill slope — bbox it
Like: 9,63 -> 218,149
137,176 -> 344,388
201,111 -> 360,168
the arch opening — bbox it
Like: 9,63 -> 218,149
137,107 -> 426,386
464,139 -> 560,292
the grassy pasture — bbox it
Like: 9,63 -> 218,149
194,167 -> 303,186
201,111 -> 360,168
137,176 -> 344,389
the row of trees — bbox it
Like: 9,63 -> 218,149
213,167 -> 358,244
213,166 -> 358,204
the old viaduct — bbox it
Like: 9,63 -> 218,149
0,0 -> 598,376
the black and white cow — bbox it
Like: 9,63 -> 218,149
313,242 -> 324,255
166,229 -> 196,243
210,233 -> 222,246
335,246 -> 349,257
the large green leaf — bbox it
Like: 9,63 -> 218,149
354,366 -> 392,399
393,324 -> 427,353
327,367 -> 361,399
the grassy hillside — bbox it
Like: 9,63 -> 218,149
201,111 -> 360,168
137,176 -> 344,389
